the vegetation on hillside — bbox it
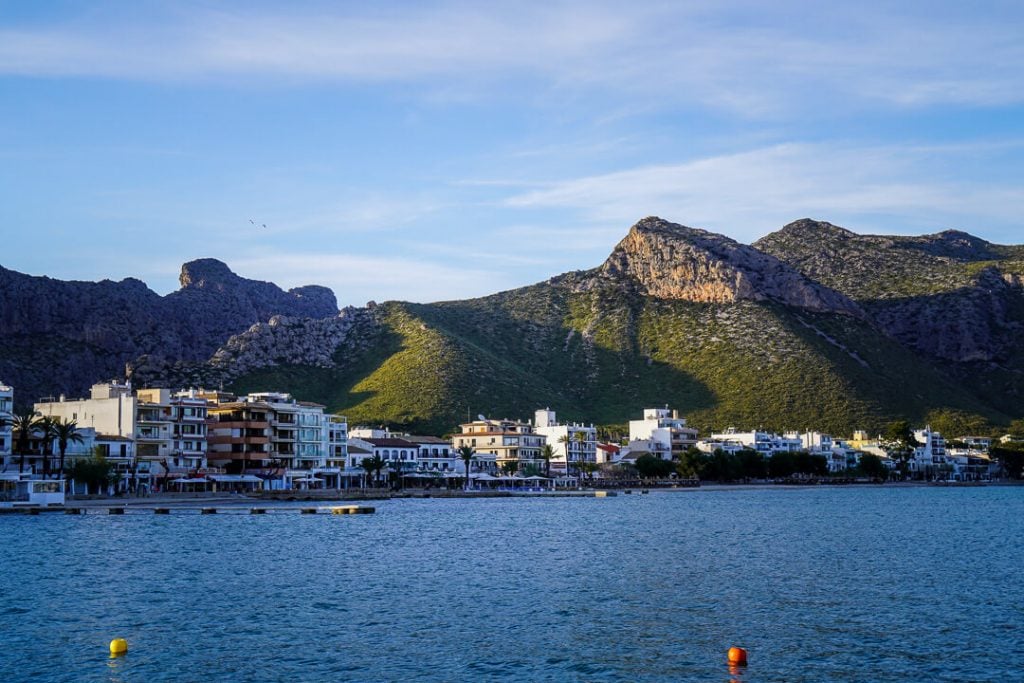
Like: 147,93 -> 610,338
230,277 -> 1009,436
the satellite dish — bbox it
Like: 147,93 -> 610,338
477,414 -> 486,421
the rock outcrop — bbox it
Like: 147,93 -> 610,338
599,217 -> 863,316
756,218 -> 1024,365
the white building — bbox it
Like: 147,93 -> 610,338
628,407 -> 698,460
324,415 -> 350,484
0,382 -> 12,467
36,382 -> 136,439
36,383 -> 211,478
452,417 -> 545,474
695,438 -> 746,455
348,436 -> 419,482
961,436 -> 993,452
533,409 -> 597,475
911,426 -> 947,478
404,435 -> 457,472
59,428 -> 136,494
785,431 -> 848,472
707,429 -> 803,456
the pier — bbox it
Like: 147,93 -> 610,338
3,505 -> 375,515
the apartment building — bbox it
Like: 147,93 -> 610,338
345,430 -> 454,474
451,416 -> 544,473
404,435 -> 456,472
785,431 -> 849,472
628,407 -> 699,460
36,383 -> 210,478
533,408 -> 596,475
706,429 -> 803,455
206,391 -> 347,488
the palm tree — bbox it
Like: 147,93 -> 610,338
52,418 -> 84,480
390,460 -> 407,491
539,444 -> 554,478
12,409 -> 40,474
360,457 -> 375,489
457,445 -> 475,491
500,459 -> 519,477
373,455 -> 386,487
37,417 -> 58,478
558,434 -> 572,479
360,454 -> 385,488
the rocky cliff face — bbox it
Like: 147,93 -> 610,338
756,218 -> 1024,364
598,217 -> 863,316
0,259 -> 338,403
127,306 -> 378,390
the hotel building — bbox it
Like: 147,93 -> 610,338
451,416 -> 545,474
533,408 -> 597,475
628,407 -> 699,460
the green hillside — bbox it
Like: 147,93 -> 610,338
229,278 -> 1008,436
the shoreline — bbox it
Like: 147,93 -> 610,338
58,479 -> 1019,507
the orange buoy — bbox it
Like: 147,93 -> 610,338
727,646 -> 748,666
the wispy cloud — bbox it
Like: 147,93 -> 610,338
501,141 -> 1024,241
2,2 -> 1022,112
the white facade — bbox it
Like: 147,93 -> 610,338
37,383 -> 211,477
60,428 -> 137,494
695,438 -> 746,455
0,382 -> 12,465
629,407 -> 698,459
911,426 -> 947,477
405,436 -> 457,472
533,409 -> 597,474
36,382 -> 136,438
451,417 -> 545,473
708,429 -> 803,455
785,431 -> 848,472
347,437 -> 419,481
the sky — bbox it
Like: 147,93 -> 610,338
1,1 -> 1023,306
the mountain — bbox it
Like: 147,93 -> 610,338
121,217 -> 1020,436
754,219 -> 1024,417
0,259 -> 337,404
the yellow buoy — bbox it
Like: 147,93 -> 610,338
727,646 -> 747,666
109,638 -> 128,656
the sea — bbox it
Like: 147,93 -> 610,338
1,486 -> 1022,682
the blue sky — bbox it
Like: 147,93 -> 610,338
2,1 -> 1023,306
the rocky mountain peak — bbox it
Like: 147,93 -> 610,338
600,216 -> 863,316
179,258 -> 238,289
288,285 -> 339,312
776,218 -> 858,241
918,229 -> 997,261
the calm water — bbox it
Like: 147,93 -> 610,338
1,487 -> 1022,682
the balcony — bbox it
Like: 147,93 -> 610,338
210,419 -> 270,429
207,450 -> 270,462
137,414 -> 172,425
136,431 -> 169,443
208,434 -> 270,445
